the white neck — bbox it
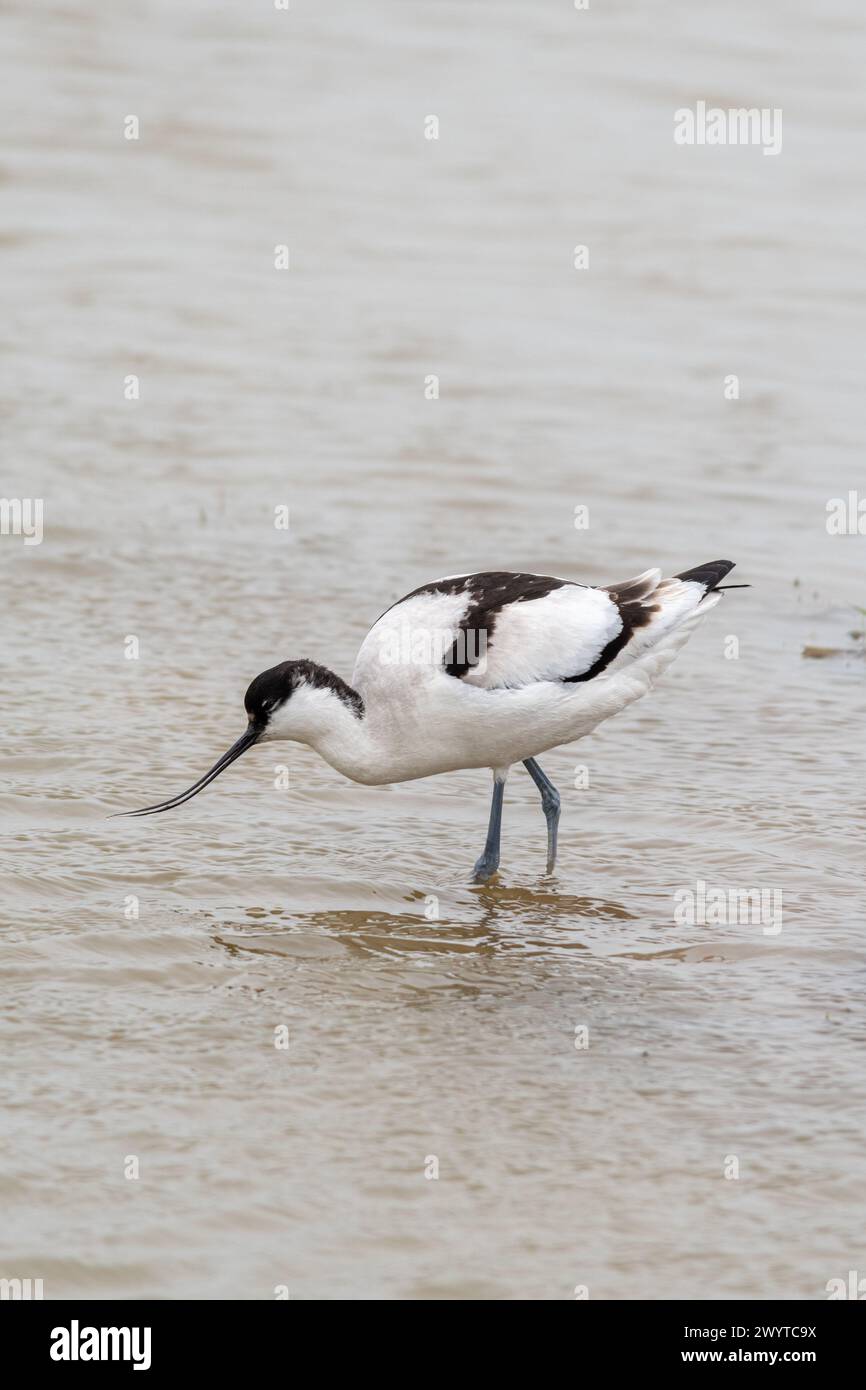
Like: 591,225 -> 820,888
261,681 -> 380,783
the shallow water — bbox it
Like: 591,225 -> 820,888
2,0 -> 865,1299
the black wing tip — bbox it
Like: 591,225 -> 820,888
675,559 -> 738,592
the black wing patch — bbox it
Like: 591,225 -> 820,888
564,570 -> 659,683
386,571 -> 573,679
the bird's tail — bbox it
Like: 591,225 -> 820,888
600,559 -> 745,674
675,559 -> 748,593
652,559 -> 745,629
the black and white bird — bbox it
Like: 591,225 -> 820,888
122,560 -> 745,881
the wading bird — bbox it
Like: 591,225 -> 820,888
122,560 -> 745,881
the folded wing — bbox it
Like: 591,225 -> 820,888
354,563 -> 734,693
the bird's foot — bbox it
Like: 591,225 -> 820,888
471,854 -> 500,884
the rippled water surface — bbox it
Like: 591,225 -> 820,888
2,0 -> 865,1299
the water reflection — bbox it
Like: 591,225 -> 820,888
215,884 -> 637,968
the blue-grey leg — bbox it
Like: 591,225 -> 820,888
523,758 -> 561,873
472,773 -> 506,883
